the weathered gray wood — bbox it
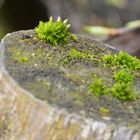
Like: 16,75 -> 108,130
0,30 -> 139,140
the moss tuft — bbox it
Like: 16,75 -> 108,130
113,70 -> 133,84
102,54 -> 114,64
112,70 -> 136,101
112,83 -> 136,101
90,78 -> 108,96
103,51 -> 140,70
35,16 -> 77,45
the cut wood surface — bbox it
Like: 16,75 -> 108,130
0,30 -> 140,140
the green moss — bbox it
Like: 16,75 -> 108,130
112,70 -> 136,101
91,51 -> 139,102
70,34 -> 78,41
66,49 -> 139,102
101,51 -> 140,101
99,107 -> 109,115
13,52 -> 29,63
35,17 -> 77,45
112,83 -> 136,101
89,72 -> 136,101
102,54 -> 114,64
103,51 -> 140,70
113,70 -> 133,84
115,51 -> 140,70
12,37 -> 138,102
5,29 -> 140,125
64,48 -> 100,65
68,49 -> 87,60
90,78 -> 108,96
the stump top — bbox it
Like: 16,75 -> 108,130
1,30 -> 140,129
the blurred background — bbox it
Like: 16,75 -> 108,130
0,0 -> 140,56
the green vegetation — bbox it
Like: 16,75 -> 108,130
91,51 -> 140,101
112,70 -> 136,101
35,17 -> 77,45
13,51 -> 29,63
103,51 -> 140,70
22,21 -> 140,102
114,51 -> 140,70
90,70 -> 136,101
99,107 -> 109,115
102,54 -> 114,64
65,48 -> 99,64
68,49 -> 87,60
113,70 -> 133,84
112,83 -> 136,101
90,78 -> 108,96
102,51 -> 140,101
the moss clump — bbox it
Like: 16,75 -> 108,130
35,17 -> 77,45
102,54 -> 114,64
115,51 -> 140,70
103,51 -> 140,70
113,70 -> 133,84
112,70 -> 136,101
112,83 -> 136,101
90,78 -> 108,96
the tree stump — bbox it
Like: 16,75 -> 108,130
0,30 -> 140,140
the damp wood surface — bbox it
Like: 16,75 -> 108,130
3,29 -> 140,129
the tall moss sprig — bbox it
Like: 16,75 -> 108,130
35,17 -> 77,45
